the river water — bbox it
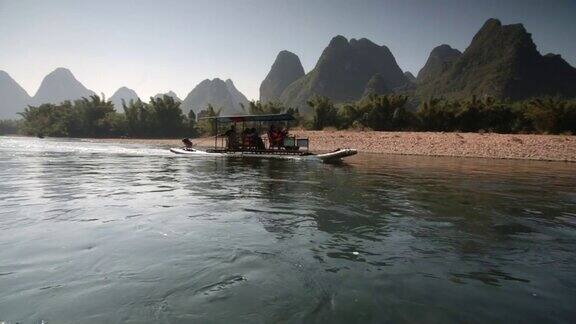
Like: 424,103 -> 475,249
1,136 -> 575,323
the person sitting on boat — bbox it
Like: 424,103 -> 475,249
280,126 -> 289,142
182,138 -> 194,150
268,124 -> 283,149
242,128 -> 252,148
224,125 -> 239,150
250,128 -> 265,150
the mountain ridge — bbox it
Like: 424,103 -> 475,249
260,50 -> 305,103
32,67 -> 96,105
0,71 -> 31,119
416,44 -> 462,85
278,35 -> 408,111
417,18 -> 576,100
110,86 -> 139,109
181,78 -> 249,115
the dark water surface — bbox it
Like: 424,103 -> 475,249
1,136 -> 575,323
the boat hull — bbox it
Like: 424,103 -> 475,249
169,148 -> 357,162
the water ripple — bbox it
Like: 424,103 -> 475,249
1,136 -> 575,323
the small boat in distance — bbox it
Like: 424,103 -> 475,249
170,113 -> 357,163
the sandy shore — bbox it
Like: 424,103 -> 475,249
92,131 -> 576,162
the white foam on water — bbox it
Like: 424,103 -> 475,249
0,136 -> 173,157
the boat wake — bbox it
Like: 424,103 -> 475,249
0,136 -> 172,157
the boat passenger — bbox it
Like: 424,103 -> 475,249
268,125 -> 283,148
182,138 -> 194,149
242,128 -> 252,148
224,125 -> 239,150
250,128 -> 265,149
280,126 -> 289,142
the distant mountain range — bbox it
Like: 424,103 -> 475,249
416,19 -> 576,100
276,36 -> 409,112
259,18 -> 576,110
0,68 -> 98,119
0,69 -> 249,119
2,18 -> 575,120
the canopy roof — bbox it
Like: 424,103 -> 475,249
200,113 -> 295,123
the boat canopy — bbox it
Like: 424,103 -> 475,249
200,113 -> 295,123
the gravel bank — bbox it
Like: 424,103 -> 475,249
91,131 -> 576,162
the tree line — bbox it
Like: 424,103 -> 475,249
14,95 -> 197,138
2,94 -> 575,137
8,95 -> 299,138
307,95 -> 576,134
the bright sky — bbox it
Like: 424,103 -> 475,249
1,0 -> 575,100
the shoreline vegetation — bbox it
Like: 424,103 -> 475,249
1,94 -> 575,162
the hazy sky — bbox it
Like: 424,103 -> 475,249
1,0 -> 575,100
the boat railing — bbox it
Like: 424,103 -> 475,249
211,133 -> 309,153
206,148 -> 312,156
265,134 -> 309,151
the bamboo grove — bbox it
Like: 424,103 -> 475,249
2,94 -> 575,136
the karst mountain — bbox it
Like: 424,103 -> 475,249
32,68 -> 95,105
180,78 -> 249,115
276,36 -> 409,111
0,71 -> 31,119
259,50 -> 305,103
417,19 -> 576,100
109,87 -> 139,109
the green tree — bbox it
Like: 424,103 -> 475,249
196,104 -> 221,135
337,104 -> 361,129
186,109 -> 198,137
123,98 -> 149,137
149,95 -> 186,137
76,95 -> 116,137
285,107 -> 301,126
525,97 -> 576,134
308,96 -> 338,130
417,98 -> 458,131
478,97 -> 515,133
391,104 -> 416,130
358,94 -> 408,130
455,95 -> 483,132
20,103 -> 71,137
242,100 -> 284,115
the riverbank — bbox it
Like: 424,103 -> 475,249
89,130 -> 576,162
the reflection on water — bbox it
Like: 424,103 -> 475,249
1,136 -> 575,323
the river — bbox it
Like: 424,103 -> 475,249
1,136 -> 575,323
